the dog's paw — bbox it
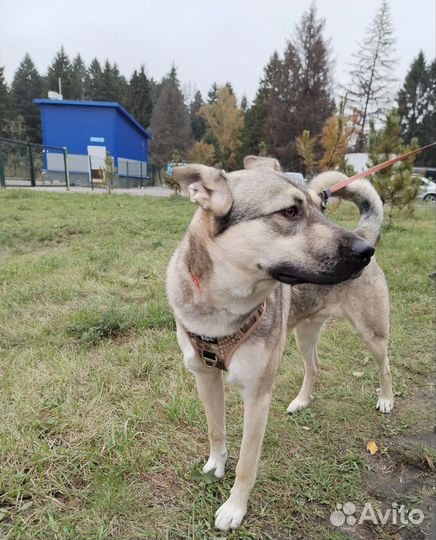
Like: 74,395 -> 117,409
203,450 -> 227,478
287,395 -> 314,414
215,498 -> 247,531
376,396 -> 394,413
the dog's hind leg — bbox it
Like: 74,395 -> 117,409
345,305 -> 394,413
367,337 -> 394,413
287,315 -> 327,414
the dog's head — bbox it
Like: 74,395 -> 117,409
174,160 -> 374,286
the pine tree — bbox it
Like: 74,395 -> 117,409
265,4 -> 335,169
344,0 -> 397,150
149,72 -> 193,166
126,65 -> 153,128
224,82 -> 234,95
46,46 -> 73,98
164,64 -> 180,87
207,82 -> 219,104
100,60 -> 128,104
397,52 -> 435,165
189,90 -> 206,141
241,52 -> 282,158
10,53 -> 43,142
368,111 -> 419,225
5,115 -> 28,141
420,59 -> 436,165
397,51 -> 428,143
199,85 -> 244,170
0,65 -> 9,136
84,58 -> 104,100
70,54 -> 87,100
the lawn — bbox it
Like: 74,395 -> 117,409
0,189 -> 434,540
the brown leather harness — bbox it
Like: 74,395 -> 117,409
185,302 -> 266,371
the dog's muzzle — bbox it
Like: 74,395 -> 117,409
268,238 -> 375,286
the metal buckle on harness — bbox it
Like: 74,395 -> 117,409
202,350 -> 218,368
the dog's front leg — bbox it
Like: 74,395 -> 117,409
177,319 -> 227,477
194,369 -> 227,478
215,390 -> 271,531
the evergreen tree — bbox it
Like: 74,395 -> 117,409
224,82 -> 234,95
344,0 -> 397,150
46,46 -> 73,98
149,72 -> 193,165
189,90 -> 206,141
265,4 -> 334,169
126,65 -> 153,128
0,65 -> 9,136
5,115 -> 28,141
84,58 -> 104,100
10,53 -> 43,141
164,64 -> 180,87
100,60 -> 128,104
148,77 -> 160,107
207,82 -> 219,104
241,51 -> 282,157
397,52 -> 435,165
420,59 -> 436,165
368,111 -> 419,225
151,64 -> 180,110
70,53 -> 87,100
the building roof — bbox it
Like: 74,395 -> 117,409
33,99 -> 152,139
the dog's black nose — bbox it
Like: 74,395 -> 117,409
351,239 -> 375,259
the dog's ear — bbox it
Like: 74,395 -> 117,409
173,165 -> 232,216
243,155 -> 281,171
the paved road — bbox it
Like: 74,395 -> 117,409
3,184 -> 175,197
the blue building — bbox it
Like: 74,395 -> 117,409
34,99 -> 152,186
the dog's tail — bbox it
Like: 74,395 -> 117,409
310,171 -> 383,245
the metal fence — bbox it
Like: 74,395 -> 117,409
0,137 -> 164,190
0,137 -> 69,189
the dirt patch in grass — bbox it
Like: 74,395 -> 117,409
360,386 -> 436,540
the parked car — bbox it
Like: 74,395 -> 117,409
418,177 -> 436,202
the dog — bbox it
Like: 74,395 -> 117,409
166,156 -> 393,531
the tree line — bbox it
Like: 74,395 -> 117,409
0,0 -> 435,170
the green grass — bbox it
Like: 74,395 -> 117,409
0,190 -> 434,539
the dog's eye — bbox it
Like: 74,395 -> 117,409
281,206 -> 299,219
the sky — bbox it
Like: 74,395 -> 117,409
0,0 -> 434,103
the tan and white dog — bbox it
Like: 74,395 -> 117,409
166,156 -> 393,531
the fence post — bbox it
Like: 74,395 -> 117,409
89,155 -> 94,190
126,160 -> 129,188
0,141 -> 5,188
140,162 -> 143,188
63,147 -> 70,191
28,144 -> 36,187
